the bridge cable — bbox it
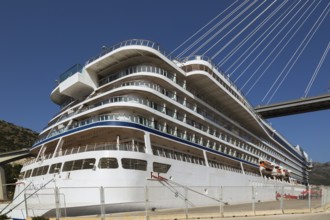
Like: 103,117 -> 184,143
186,0 -> 259,57
169,0 -> 239,56
193,0 -> 262,57
224,0 -> 300,76
209,1 -> 277,60
304,42 -> 330,97
175,0 -> 248,59
217,0 -> 289,68
264,4 -> 330,104
224,0 -> 301,75
231,0 -> 310,82
243,0 -> 321,95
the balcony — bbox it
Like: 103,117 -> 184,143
51,64 -> 94,104
59,70 -> 94,99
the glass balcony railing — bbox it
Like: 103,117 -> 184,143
59,64 -> 83,83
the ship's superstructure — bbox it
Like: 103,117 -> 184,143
7,39 -> 312,219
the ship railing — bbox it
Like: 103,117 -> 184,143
40,75 -> 229,143
48,89 -> 257,163
35,95 -> 269,167
97,63 -> 228,115
45,63 -> 252,146
58,64 -> 83,83
180,57 -> 302,162
86,39 -> 171,65
54,142 -> 146,158
23,143 -> 145,167
34,93 -> 290,169
42,111 -> 260,166
179,55 -> 256,116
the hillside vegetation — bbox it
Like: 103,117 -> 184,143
0,120 -> 38,199
0,120 -> 38,152
309,162 -> 330,186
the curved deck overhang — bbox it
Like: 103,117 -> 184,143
186,70 -> 265,137
50,86 -> 69,105
186,71 -> 306,163
51,42 -> 185,106
85,45 -> 185,78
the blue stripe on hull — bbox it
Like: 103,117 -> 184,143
32,120 -> 258,168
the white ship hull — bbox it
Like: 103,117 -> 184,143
5,39 -> 311,219
8,151 -> 300,220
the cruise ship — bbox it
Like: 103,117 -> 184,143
5,39 -> 312,219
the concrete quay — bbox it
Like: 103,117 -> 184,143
32,199 -> 329,220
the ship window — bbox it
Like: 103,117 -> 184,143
153,162 -> 171,173
31,165 -> 49,177
25,169 -> 32,178
63,161 -> 74,172
31,168 -> 38,177
49,163 -> 62,174
122,158 -> 147,171
39,166 -> 49,176
72,160 -> 83,170
63,158 -> 96,172
82,158 -> 96,169
99,158 -> 118,169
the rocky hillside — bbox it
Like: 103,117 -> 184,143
309,162 -> 330,186
0,120 -> 38,199
0,120 -> 38,152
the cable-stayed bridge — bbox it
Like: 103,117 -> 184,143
171,0 -> 329,110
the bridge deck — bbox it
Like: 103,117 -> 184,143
0,149 -> 32,165
255,94 -> 330,118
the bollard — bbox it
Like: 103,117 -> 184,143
252,186 -> 256,215
219,186 -> 224,218
184,186 -> 188,219
145,185 -> 149,220
54,187 -> 61,220
280,185 -> 284,213
100,186 -> 105,220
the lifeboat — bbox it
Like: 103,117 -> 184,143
283,169 -> 291,178
272,165 -> 282,177
259,160 -> 274,175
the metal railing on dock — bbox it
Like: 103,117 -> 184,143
5,183 -> 330,220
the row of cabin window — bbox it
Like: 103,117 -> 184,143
152,146 -> 206,166
94,64 -> 288,165
21,158 -> 171,179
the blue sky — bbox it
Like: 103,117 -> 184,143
0,0 -> 329,162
